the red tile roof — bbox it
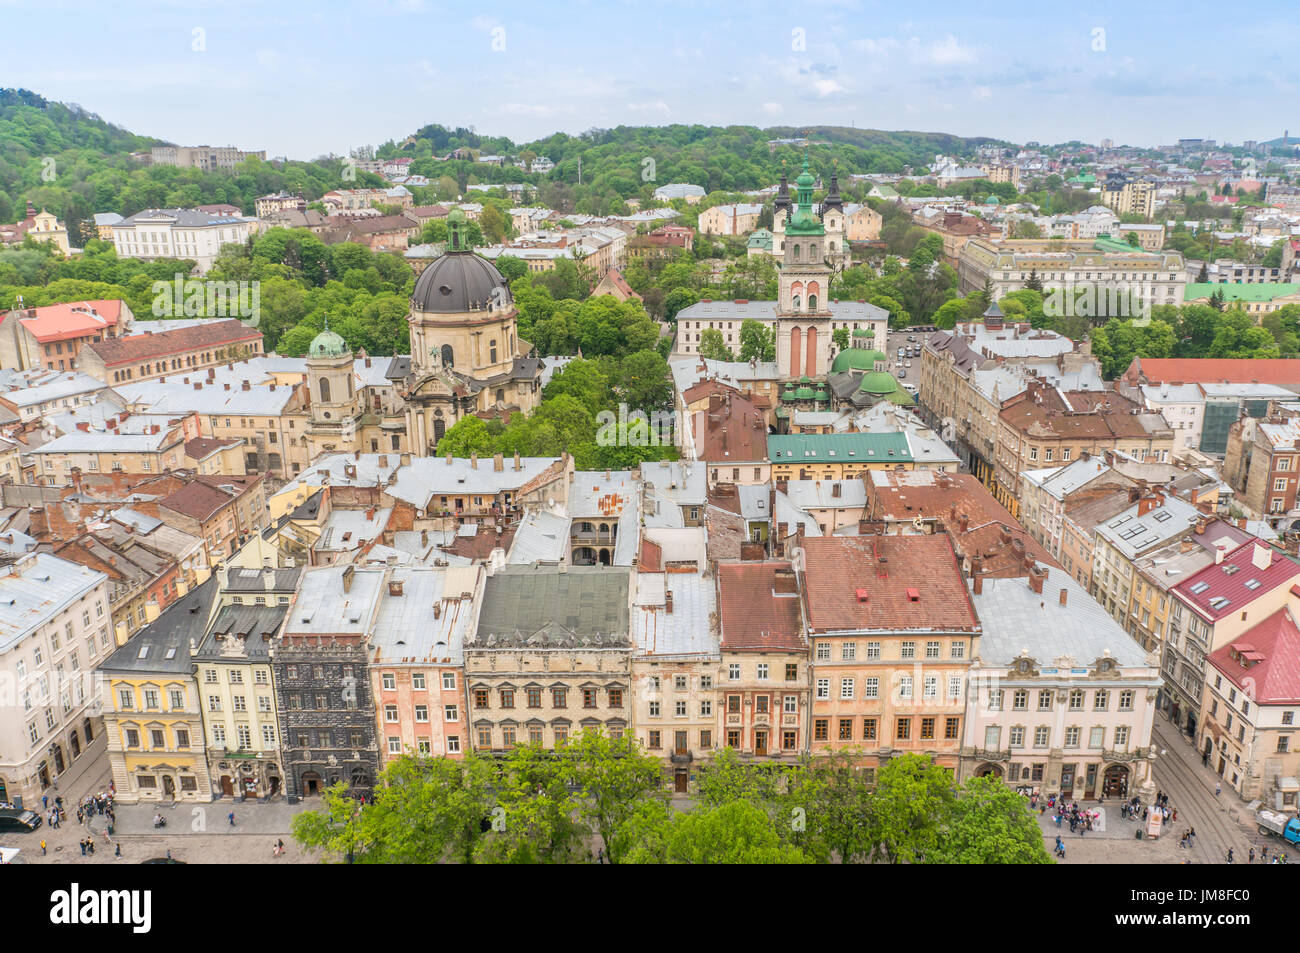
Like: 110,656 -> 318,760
690,387 -> 768,463
12,300 -> 123,343
1127,357 -> 1300,392
1173,540 -> 1300,621
87,319 -> 261,367
717,561 -> 805,651
1208,607 -> 1300,705
801,534 -> 980,633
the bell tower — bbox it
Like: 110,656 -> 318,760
305,316 -> 362,457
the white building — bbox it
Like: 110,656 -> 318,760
0,553 -> 112,808
963,564 -> 1159,799
110,208 -> 259,274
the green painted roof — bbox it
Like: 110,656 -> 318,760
859,370 -> 898,395
308,328 -> 349,358
1185,282 -> 1300,303
1069,173 -> 1096,184
831,347 -> 887,374
1092,236 -> 1148,254
768,432 -> 912,464
794,386 -> 815,399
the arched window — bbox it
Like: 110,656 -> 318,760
808,294 -> 818,310
810,243 -> 818,259
490,339 -> 498,363
347,375 -> 353,398
441,344 -> 454,368
793,244 -> 801,260
319,377 -> 331,403
792,295 -> 801,310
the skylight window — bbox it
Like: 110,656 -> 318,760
1223,564 -> 1240,575
1244,578 -> 1261,590
1189,582 -> 1210,594
1152,511 -> 1171,522
1209,596 -> 1230,611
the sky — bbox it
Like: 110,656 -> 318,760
2,0 -> 1298,159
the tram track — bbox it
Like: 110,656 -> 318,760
1150,721 -> 1250,863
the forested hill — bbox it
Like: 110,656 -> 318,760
378,122 -> 1004,209
0,87 -> 380,242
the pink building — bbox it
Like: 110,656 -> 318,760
369,565 -> 481,762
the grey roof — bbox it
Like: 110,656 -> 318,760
283,566 -> 384,635
969,567 -> 1150,668
368,566 -> 481,665
0,553 -> 107,652
737,484 -> 771,521
116,208 -> 251,227
99,578 -> 216,674
1095,495 -> 1200,559
472,566 -> 631,648
632,571 -> 718,657
507,508 -> 571,565
640,461 -> 707,506
677,298 -> 889,323
223,566 -> 302,593
785,479 -> 867,510
193,604 -> 288,662
410,250 -> 511,314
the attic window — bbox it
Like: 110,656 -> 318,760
855,588 -> 869,603
137,645 -> 149,659
1209,596 -> 1230,611
1152,511 -> 1171,522
906,587 -> 920,602
1189,582 -> 1209,594
1244,578 -> 1261,590
164,647 -> 176,660
1223,564 -> 1240,575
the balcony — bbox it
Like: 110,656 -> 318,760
670,751 -> 693,764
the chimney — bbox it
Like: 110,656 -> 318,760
446,452 -> 453,466
194,382 -> 202,391
773,568 -> 798,593
1059,588 -> 1068,606
241,380 -> 250,391
1028,567 -> 1045,594
400,453 -> 411,467
1195,517 -> 1207,535
1137,496 -> 1160,517
493,453 -> 504,472
377,454 -> 387,468
513,452 -> 521,471
342,565 -> 355,593
470,452 -> 478,470
432,602 -> 441,619
831,483 -> 841,498
365,506 -> 376,521
1252,543 -> 1273,570
665,590 -> 674,614
388,579 -> 404,597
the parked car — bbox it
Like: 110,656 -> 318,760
898,369 -> 907,379
0,809 -> 41,833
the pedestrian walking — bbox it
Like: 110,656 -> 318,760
41,794 -> 48,810
1262,845 -> 1269,861
40,839 -> 46,855
1249,847 -> 1255,863
86,840 -> 94,856
228,811 -> 236,827
1227,847 -> 1234,863
165,849 -> 172,861
114,843 -> 121,859
79,839 -> 86,856
1216,782 -> 1222,797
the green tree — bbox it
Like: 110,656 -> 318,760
698,327 -> 735,361
739,318 -> 776,362
931,775 -> 1053,865
558,729 -> 666,865
864,753 -> 957,864
627,800 -> 811,864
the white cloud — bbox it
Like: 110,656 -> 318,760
909,34 -> 978,66
972,85 -> 992,101
813,78 -> 845,96
762,101 -> 783,115
851,37 -> 899,55
628,100 -> 671,115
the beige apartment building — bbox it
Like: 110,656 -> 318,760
466,566 -> 632,751
632,569 -> 720,793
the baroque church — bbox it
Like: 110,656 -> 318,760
304,208 -> 543,459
